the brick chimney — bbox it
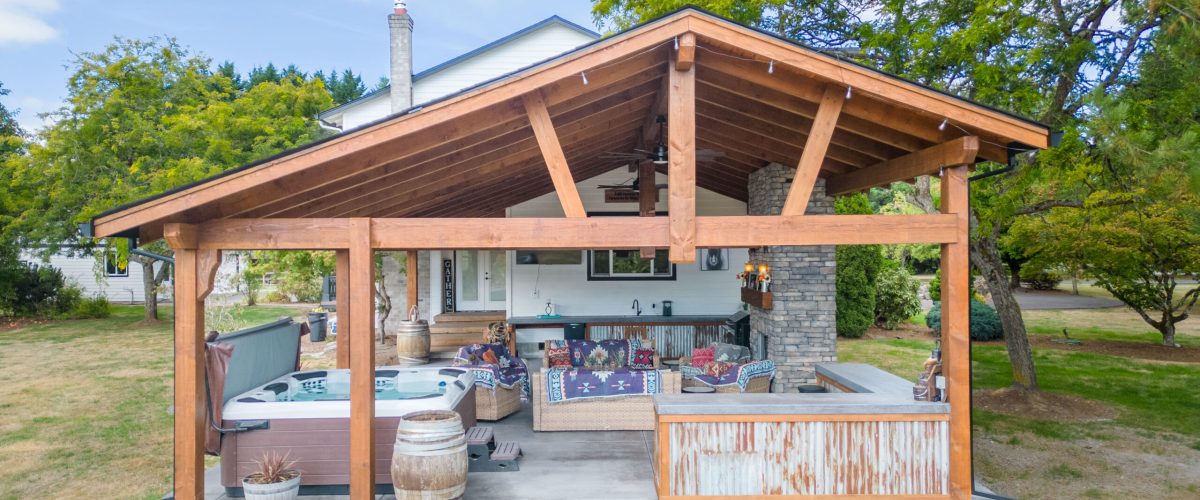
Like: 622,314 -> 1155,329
388,1 -> 414,112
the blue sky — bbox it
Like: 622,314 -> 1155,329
0,0 -> 599,131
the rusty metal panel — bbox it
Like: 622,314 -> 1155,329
667,419 -> 949,496
588,322 -> 725,358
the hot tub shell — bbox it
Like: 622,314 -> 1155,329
219,367 -> 477,497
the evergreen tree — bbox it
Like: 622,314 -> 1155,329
834,194 -> 882,337
247,62 -> 282,87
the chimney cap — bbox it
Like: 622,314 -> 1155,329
394,1 -> 408,15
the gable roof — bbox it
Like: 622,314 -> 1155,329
92,7 -> 1051,242
317,15 -> 599,124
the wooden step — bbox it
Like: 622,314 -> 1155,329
490,441 -> 521,461
434,311 -> 505,323
465,426 -> 494,447
429,322 -> 492,335
429,332 -> 485,348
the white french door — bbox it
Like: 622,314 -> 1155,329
455,250 -> 506,311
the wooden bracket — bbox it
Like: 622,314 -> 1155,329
825,136 -> 980,196
522,90 -> 587,218
197,249 -> 221,301
782,85 -> 845,215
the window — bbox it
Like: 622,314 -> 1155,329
104,250 -> 128,277
587,249 -> 675,281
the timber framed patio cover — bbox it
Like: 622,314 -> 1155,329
89,8 -> 1050,500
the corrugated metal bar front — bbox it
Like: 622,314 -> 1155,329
588,322 -> 725,358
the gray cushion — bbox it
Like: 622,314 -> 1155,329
712,342 -> 751,363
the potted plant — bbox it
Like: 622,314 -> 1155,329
307,306 -> 329,342
242,451 -> 301,500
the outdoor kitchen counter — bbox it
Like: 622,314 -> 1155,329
652,363 -> 952,498
653,362 -> 949,415
507,314 -> 729,325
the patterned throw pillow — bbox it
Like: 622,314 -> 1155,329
630,348 -> 656,369
702,361 -> 734,377
481,350 -> 499,366
546,344 -> 572,368
691,346 -> 715,366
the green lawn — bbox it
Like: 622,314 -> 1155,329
0,304 -> 306,500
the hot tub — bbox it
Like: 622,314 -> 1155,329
219,366 -> 477,496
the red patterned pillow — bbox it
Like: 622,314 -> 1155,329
630,348 -> 656,369
702,361 -> 734,377
690,346 -> 715,366
546,345 -> 572,368
481,350 -> 499,366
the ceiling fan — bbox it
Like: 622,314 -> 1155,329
599,115 -> 724,166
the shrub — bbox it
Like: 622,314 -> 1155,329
835,194 -> 882,338
926,299 -> 1004,341
0,263 -> 79,317
875,267 -> 921,329
71,295 -> 112,319
1020,267 -> 1063,290
928,268 -> 977,302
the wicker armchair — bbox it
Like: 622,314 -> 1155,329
452,343 -> 527,421
531,339 -> 680,431
679,355 -> 775,393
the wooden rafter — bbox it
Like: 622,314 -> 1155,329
523,90 -> 587,218
782,85 -> 846,215
825,137 -> 980,196
668,53 -> 696,263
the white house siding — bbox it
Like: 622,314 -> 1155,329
505,168 -> 749,318
411,23 -> 595,105
337,22 -> 596,130
20,251 -> 161,304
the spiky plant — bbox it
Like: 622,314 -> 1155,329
245,451 -> 300,484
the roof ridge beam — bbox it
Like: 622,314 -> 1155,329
783,84 -> 845,215
523,90 -> 587,218
825,137 -> 980,196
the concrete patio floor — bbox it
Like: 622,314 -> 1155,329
203,401 -> 658,500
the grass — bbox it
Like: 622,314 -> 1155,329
1024,307 -> 1199,347
0,304 -> 306,499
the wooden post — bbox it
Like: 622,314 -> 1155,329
348,218 -> 376,498
406,250 -> 419,314
165,221 -> 220,500
335,249 -> 351,369
668,47 -> 696,264
639,162 -> 657,259
940,165 -> 972,499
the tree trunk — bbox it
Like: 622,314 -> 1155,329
1007,259 -> 1022,290
1161,324 -> 1176,347
135,256 -> 159,322
971,232 -> 1039,390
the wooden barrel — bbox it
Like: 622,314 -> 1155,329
391,410 -> 467,500
395,306 -> 430,366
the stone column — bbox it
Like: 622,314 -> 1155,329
747,163 -> 837,392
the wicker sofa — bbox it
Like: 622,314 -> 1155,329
531,339 -> 680,431
452,343 -> 527,421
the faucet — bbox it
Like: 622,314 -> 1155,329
632,299 -> 642,316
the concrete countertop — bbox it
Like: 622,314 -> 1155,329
507,314 -> 730,325
654,362 -> 949,415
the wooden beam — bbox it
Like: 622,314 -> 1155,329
348,218 -> 375,498
523,90 -> 588,218
940,165 -> 972,499
825,137 -> 980,196
667,55 -> 696,263
674,32 -> 695,71
640,76 -> 671,149
335,249 -> 350,369
163,223 -> 198,250
782,85 -> 845,215
406,250 -> 419,313
168,243 -> 219,500
639,162 -> 658,259
183,215 -> 959,250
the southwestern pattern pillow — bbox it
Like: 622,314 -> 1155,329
546,344 -> 572,368
690,346 -> 715,366
630,348 -> 656,369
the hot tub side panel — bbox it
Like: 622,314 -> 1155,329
221,385 -> 477,489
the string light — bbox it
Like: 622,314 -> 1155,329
938,118 -> 948,131
767,60 -> 774,74
674,36 -> 679,50
845,85 -> 852,100
580,72 -> 588,86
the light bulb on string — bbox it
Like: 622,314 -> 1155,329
938,118 -> 948,131
581,72 -> 588,86
767,60 -> 774,74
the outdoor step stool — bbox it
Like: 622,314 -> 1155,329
465,426 -> 520,472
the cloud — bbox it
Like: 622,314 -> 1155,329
0,0 -> 61,46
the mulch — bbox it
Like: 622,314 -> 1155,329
974,387 -> 1118,422
0,317 -> 50,333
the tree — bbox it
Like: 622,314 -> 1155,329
316,68 -> 368,105
0,82 -> 30,305
6,38 -> 333,321
834,194 -> 882,337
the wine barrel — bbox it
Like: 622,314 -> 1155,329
395,306 -> 430,366
391,410 -> 467,500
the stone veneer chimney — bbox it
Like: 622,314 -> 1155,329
388,1 -> 414,112
747,163 -> 838,392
